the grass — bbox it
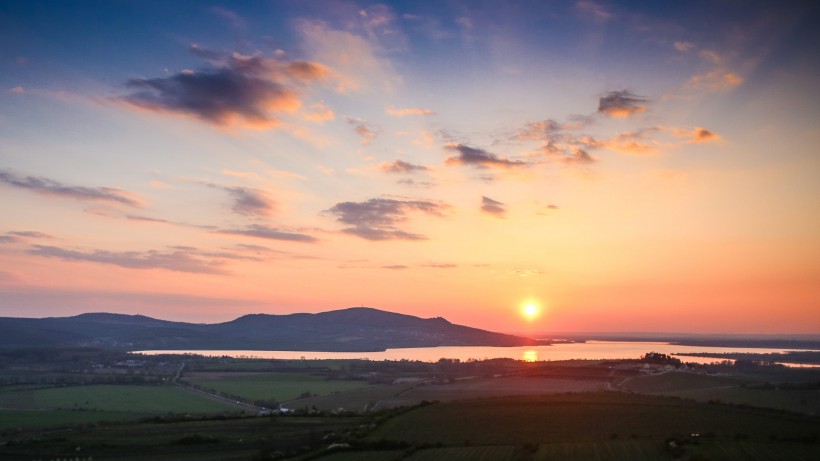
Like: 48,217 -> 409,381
183,372 -> 371,403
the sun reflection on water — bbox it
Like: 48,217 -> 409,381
522,349 -> 538,362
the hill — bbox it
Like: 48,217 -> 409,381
0,307 -> 546,351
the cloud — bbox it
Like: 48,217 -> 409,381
224,187 -> 276,216
386,106 -> 434,117
597,90 -> 649,118
598,130 -> 660,155
299,20 -> 400,93
124,214 -> 217,230
563,148 -> 596,164
120,47 -> 330,128
423,263 -> 458,269
28,245 -> 228,275
347,117 -> 379,145
674,41 -> 694,52
381,264 -> 408,270
481,196 -> 507,217
0,170 -> 141,207
380,160 -> 428,174
219,224 -> 318,243
682,127 -> 720,143
325,197 -> 448,241
0,230 -> 54,245
304,102 -> 335,122
10,86 -> 24,94
691,128 -> 719,142
687,70 -> 743,91
445,144 -> 526,169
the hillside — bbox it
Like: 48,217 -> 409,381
0,307 -> 547,351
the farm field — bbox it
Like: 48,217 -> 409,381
619,371 -> 754,393
380,376 -> 609,407
620,371 -> 820,415
367,392 -> 820,446
656,386 -> 820,415
0,414 -> 366,461
182,371 -> 372,403
292,382 -> 419,412
0,384 -> 241,429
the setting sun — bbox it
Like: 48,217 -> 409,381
522,303 -> 540,321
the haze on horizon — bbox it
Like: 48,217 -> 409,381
1,1 -> 818,334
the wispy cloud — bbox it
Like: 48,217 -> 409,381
28,245 -> 229,274
380,160 -> 428,174
124,214 -> 217,230
325,197 -> 449,241
597,90 -> 650,118
481,196 -> 507,217
120,46 -> 330,128
299,20 -> 400,93
219,224 -> 318,243
386,106 -> 434,117
0,170 -> 141,207
576,0 -> 614,22
445,144 -> 526,169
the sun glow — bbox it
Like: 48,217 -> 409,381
521,301 -> 541,321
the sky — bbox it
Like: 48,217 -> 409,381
1,0 -> 819,334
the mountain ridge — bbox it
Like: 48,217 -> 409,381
0,307 -> 547,352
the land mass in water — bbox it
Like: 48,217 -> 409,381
0,307 -> 548,351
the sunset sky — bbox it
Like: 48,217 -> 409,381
1,1 -> 819,334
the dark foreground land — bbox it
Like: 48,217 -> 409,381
1,348 -> 820,460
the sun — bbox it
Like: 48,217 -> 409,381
522,302 -> 540,321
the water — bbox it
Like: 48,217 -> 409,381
135,341 -> 818,366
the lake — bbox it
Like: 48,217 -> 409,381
135,341 -> 819,366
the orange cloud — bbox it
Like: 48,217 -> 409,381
687,70 -> 743,91
304,102 -> 335,122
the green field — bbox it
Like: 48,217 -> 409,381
0,384 -> 241,429
183,372 -> 371,403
